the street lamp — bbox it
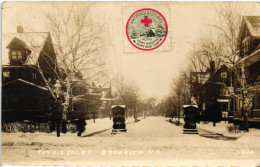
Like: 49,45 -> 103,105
54,80 -> 62,137
54,80 -> 62,97
88,88 -> 93,93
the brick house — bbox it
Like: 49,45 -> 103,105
199,63 -> 234,122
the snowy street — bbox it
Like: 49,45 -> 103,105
2,117 -> 260,166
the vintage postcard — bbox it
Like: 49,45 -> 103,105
1,1 -> 260,166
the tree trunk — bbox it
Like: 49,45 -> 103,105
243,108 -> 249,132
57,122 -> 60,137
134,107 -> 136,118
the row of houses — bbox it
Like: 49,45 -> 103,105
1,26 -> 113,122
191,16 -> 260,126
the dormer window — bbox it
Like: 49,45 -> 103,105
7,37 -> 31,65
11,50 -> 23,60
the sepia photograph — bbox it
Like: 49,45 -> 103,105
1,1 -> 260,166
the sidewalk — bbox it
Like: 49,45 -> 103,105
196,121 -> 260,139
197,121 -> 237,136
170,118 -> 244,137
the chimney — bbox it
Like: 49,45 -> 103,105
17,26 -> 24,33
92,82 -> 95,87
210,61 -> 215,73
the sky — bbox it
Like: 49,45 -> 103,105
2,1 -> 260,101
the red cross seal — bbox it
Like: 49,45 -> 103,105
126,8 -> 168,51
141,16 -> 152,27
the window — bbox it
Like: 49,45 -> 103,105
11,51 -> 17,60
3,71 -> 10,78
32,73 -> 37,79
17,51 -> 22,59
10,50 -> 23,60
220,88 -> 229,96
221,72 -> 227,79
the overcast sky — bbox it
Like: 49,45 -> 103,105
2,1 -> 260,101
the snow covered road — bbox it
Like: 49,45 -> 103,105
92,117 -> 183,137
2,117 -> 260,166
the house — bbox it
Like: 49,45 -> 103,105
2,26 -> 58,122
68,80 -> 110,120
234,16 -> 260,125
190,61 -> 235,123
147,29 -> 155,37
199,63 -> 234,123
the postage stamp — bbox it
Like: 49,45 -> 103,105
123,4 -> 171,53
126,8 -> 168,51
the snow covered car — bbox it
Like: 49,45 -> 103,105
111,105 -> 127,134
183,105 -> 199,129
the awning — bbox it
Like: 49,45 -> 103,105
217,99 -> 230,103
183,105 -> 198,108
111,105 -> 126,109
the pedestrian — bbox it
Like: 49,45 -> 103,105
76,119 -> 87,136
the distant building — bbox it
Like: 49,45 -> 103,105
69,80 -> 112,120
2,26 -> 58,122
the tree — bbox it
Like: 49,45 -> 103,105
207,2 -> 258,131
155,24 -> 166,37
170,68 -> 192,116
21,2 -> 109,136
38,2 -> 108,120
170,2 -> 259,130
131,29 -> 139,39
113,74 -> 141,118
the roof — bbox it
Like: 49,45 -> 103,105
111,105 -> 126,109
244,16 -> 260,38
238,16 -> 260,41
2,32 -> 50,66
202,64 -> 229,84
2,78 -> 48,91
7,37 -> 30,50
197,73 -> 210,84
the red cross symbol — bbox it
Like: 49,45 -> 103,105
141,16 -> 152,27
